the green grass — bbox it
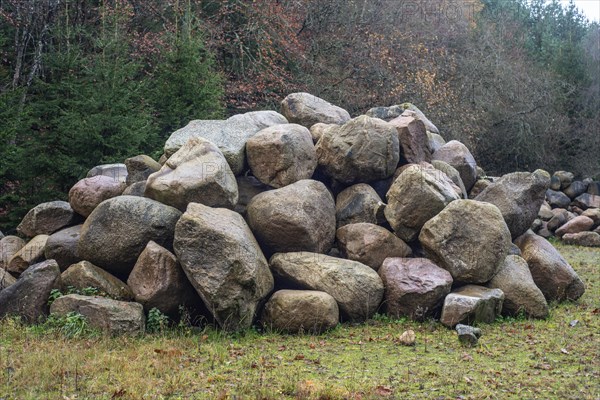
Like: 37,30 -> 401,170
0,243 -> 598,399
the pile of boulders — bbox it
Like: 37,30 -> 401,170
528,171 -> 600,247
0,93 -> 587,335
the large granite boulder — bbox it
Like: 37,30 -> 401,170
280,92 -> 350,128
163,111 -> 288,174
127,241 -> 204,318
419,200 -> 512,284
400,103 -> 440,134
0,260 -> 61,322
246,124 -> 317,188
475,170 -> 551,238
514,231 -> 585,301
7,234 -> 49,275
17,201 -> 80,238
247,180 -> 336,255
61,261 -> 133,300
432,140 -> 477,191
269,252 -> 383,321
78,196 -> 182,277
385,163 -> 460,242
315,115 -> 399,184
563,181 -> 588,199
50,294 -> 145,335
365,105 -> 403,121
261,290 -> 339,334
44,225 -> 83,271
487,255 -> 548,318
379,258 -> 453,320
335,184 -> 385,228
336,223 -> 412,270
125,155 -> 161,185
68,175 -> 127,217
145,137 -> 238,211
388,110 -> 431,164
440,285 -> 504,327
174,203 -> 273,331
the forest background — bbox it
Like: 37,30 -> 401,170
0,0 -> 598,231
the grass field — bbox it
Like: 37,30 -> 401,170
0,243 -> 598,399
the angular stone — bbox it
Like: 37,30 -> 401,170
385,164 -> 460,242
44,225 -> 83,271
431,160 -> 467,199
587,181 -> 600,195
336,223 -> 412,270
487,255 -> 548,318
335,184 -> 385,228
61,261 -> 133,301
316,115 -> 399,184
145,137 -> 238,211
366,105 -> 403,121
400,103 -> 440,134
432,140 -> 477,191
388,110 -> 431,164
78,196 -> 182,277
128,241 -> 203,318
270,252 -> 383,321
50,294 -> 145,335
174,203 -> 273,331
546,189 -> 571,209
427,131 -> 446,154
69,175 -> 127,217
0,269 -> 16,291
0,260 -> 61,322
440,285 -> 504,327
246,124 -> 317,188
455,324 -> 481,347
379,258 -> 452,320
0,236 -> 25,271
164,111 -> 288,174
563,181 -> 588,199
261,290 -> 339,334
547,208 -> 569,231
555,216 -> 594,238
125,155 -> 161,185
7,235 -> 49,275
562,232 -> 600,247
573,193 -> 600,209
17,201 -> 80,238
87,163 -> 128,183
475,170 -> 551,239
419,200 -> 512,284
281,92 -> 350,128
514,231 -> 585,301
247,180 -> 336,255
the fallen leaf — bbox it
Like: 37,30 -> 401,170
461,352 -> 473,362
374,385 -> 393,396
560,348 -> 570,354
569,320 -> 578,327
294,354 -> 305,360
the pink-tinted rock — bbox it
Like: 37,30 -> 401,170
379,258 -> 452,320
562,231 -> 600,247
555,215 -> 594,238
69,175 -> 126,217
